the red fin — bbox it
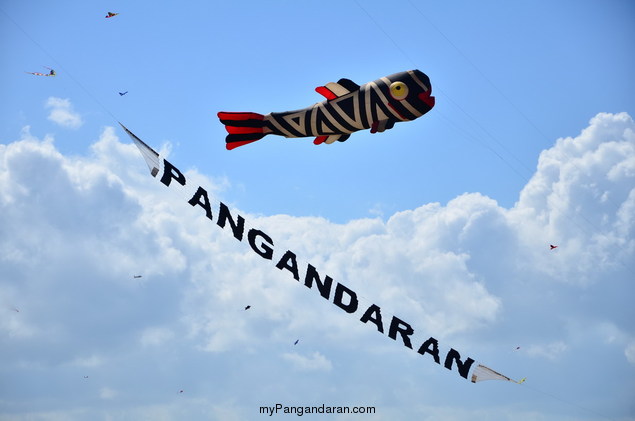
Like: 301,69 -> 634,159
218,111 -> 267,149
315,86 -> 337,100
225,126 -> 263,134
226,139 -> 261,150
218,112 -> 264,121
225,133 -> 266,149
313,136 -> 328,145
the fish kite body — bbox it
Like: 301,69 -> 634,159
218,69 -> 435,150
105,12 -> 119,18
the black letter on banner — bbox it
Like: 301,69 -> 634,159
333,283 -> 358,314
444,348 -> 475,379
247,229 -> 274,260
417,337 -> 440,364
217,202 -> 245,241
360,304 -> 384,333
188,187 -> 213,220
160,159 -> 186,187
388,316 -> 414,349
304,264 -> 333,300
276,250 -> 300,281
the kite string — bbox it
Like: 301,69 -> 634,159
353,3 -> 630,419
405,0 -> 554,150
353,0 -> 634,277
521,383 -> 618,421
353,0 -> 534,180
0,5 -> 120,124
416,4 -> 635,280
404,0 -> 631,233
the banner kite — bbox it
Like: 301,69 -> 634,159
122,123 -> 521,384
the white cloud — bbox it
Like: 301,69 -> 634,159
525,340 -> 568,360
1,112 -> 633,420
512,112 -> 635,285
45,97 -> 83,129
625,342 -> 635,365
282,351 -> 333,371
99,387 -> 117,400
140,326 -> 175,347
71,354 -> 105,368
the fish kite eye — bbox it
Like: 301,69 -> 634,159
389,81 -> 409,100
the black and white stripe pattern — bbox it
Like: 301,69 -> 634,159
264,70 -> 433,139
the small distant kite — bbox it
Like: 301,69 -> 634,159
550,245 -> 558,250
26,66 -> 55,77
218,69 -> 435,149
10,307 -> 19,313
119,91 -> 128,96
133,275 -> 142,278
83,376 -> 89,379
244,305 -> 251,310
178,390 -> 184,394
294,339 -> 299,345
105,12 -> 119,18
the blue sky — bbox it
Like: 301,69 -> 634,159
1,1 -> 634,420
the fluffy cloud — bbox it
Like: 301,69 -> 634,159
139,326 -> 175,347
1,112 -> 633,420
513,112 -> 635,284
282,351 -> 333,371
71,354 -> 105,368
45,97 -> 83,129
99,387 -> 117,400
626,342 -> 635,365
525,341 -> 568,360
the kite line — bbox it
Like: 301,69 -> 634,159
0,6 -> 121,124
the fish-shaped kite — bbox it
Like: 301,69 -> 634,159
105,12 -> 119,18
218,69 -> 435,149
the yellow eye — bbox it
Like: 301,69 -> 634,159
389,81 -> 409,100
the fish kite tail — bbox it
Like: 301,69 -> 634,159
217,112 -> 267,150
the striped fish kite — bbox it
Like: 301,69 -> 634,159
218,69 -> 435,150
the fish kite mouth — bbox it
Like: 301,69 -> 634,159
418,91 -> 435,109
